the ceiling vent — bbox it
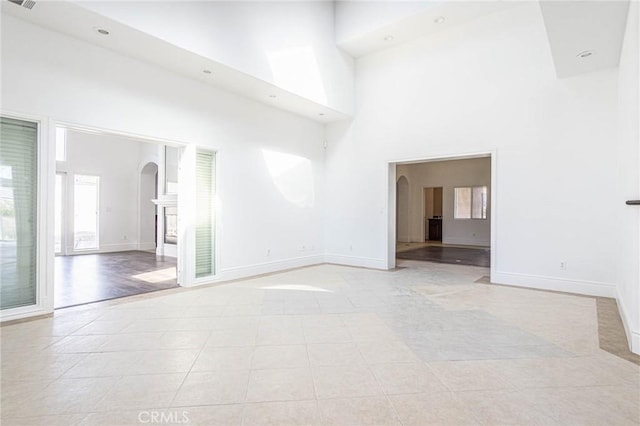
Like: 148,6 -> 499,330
7,0 -> 36,10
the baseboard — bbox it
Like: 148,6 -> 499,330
324,254 -> 388,270
443,237 -> 490,246
616,286 -> 640,355
66,243 -> 141,255
216,255 -> 325,282
492,271 -> 616,298
0,305 -> 51,323
138,242 -> 156,251
632,332 -> 640,355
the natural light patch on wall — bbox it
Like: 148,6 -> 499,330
267,46 -> 327,105
262,149 -> 314,208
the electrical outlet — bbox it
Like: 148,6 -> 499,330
349,245 -> 353,251
266,249 -> 271,257
560,261 -> 567,270
123,235 -> 127,240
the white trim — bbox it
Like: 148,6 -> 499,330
163,243 -> 178,258
42,117 -> 55,314
0,304 -> 51,322
492,271 -> 616,298
65,243 -> 142,254
55,172 -> 68,256
631,332 -> 640,355
324,254 -> 388,270
386,149 -> 497,278
616,286 -> 640,355
196,255 -> 324,285
490,150 -> 498,282
54,121 -> 191,148
178,144 -> 195,287
386,163 -> 397,269
50,119 -> 191,286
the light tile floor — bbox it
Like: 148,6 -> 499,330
1,261 -> 639,425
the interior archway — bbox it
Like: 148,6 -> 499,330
139,162 -> 158,251
396,175 -> 410,243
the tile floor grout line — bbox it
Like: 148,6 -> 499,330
166,329 -> 212,408
3,263 -> 639,425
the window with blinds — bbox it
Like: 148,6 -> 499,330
195,150 -> 215,278
0,116 -> 38,310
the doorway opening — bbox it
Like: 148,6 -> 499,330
73,174 -> 99,251
423,187 -> 443,242
390,154 -> 494,270
53,126 -> 182,308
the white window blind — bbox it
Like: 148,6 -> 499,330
195,150 -> 215,278
0,116 -> 38,310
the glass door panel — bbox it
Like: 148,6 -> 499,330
0,116 -> 38,310
73,174 -> 99,250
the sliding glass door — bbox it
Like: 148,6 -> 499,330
0,117 -> 38,310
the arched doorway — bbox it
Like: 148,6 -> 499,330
139,162 -> 158,251
396,175 -> 410,243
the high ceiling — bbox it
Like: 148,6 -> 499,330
539,0 -> 630,78
1,0 -> 631,121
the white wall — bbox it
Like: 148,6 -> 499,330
76,1 -> 354,115
59,131 -> 160,254
325,3 -> 621,298
397,157 -> 491,246
616,0 -> 640,352
1,14 -> 326,280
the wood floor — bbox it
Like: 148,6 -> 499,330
397,245 -> 490,267
55,251 -> 178,308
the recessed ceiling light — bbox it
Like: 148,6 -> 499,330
434,16 -> 445,24
577,50 -> 595,58
94,27 -> 110,35
383,35 -> 394,42
202,69 -> 212,74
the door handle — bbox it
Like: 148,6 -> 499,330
626,200 -> 640,205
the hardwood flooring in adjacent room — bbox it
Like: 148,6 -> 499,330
397,244 -> 490,267
55,251 -> 178,308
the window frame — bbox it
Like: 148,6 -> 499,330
454,185 -> 488,220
